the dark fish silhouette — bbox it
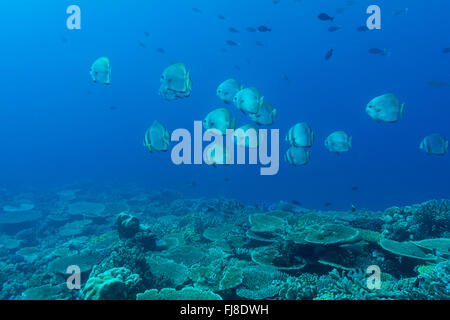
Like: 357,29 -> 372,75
325,48 -> 334,60
156,48 -> 165,53
369,48 -> 387,56
192,8 -> 202,14
336,8 -> 345,13
220,47 -> 227,53
109,106 -> 117,111
442,48 -> 450,54
328,26 -> 341,32
255,41 -> 265,47
291,200 -> 302,206
272,0 -> 280,4
325,202 -> 332,207
60,36 -> 68,44
144,31 -> 150,37
257,25 -> 272,32
226,40 -> 238,46
138,42 -> 146,48
351,186 -> 359,191
228,27 -> 239,33
217,14 -> 225,20
318,13 -> 334,21
247,27 -> 257,33
357,25 -> 369,32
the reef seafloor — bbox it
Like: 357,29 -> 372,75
0,185 -> 449,300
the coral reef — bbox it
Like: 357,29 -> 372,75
0,185 -> 448,300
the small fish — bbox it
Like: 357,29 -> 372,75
60,36 -> 68,44
442,48 -> 450,54
285,146 -> 310,166
224,177 -> 230,182
249,101 -> 276,126
109,106 -> 117,111
233,87 -> 264,114
369,48 -> 388,56
351,186 -> 359,191
272,0 -> 280,4
351,204 -> 356,212
257,25 -> 272,32
226,40 -> 238,46
144,31 -> 150,37
318,13 -> 334,21
203,107 -> 236,135
220,47 -> 227,53
255,41 -> 265,47
328,26 -> 341,32
228,27 -> 239,33
192,8 -> 202,14
217,78 -> 242,105
159,63 -> 192,101
336,8 -> 345,13
217,14 -> 226,20
247,27 -> 257,33
143,120 -> 171,153
325,202 -> 332,207
138,42 -> 146,48
156,48 -> 165,53
357,25 -> 369,32
291,200 -> 302,206
325,48 -> 334,60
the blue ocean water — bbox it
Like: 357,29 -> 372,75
1,0 -> 449,210
0,0 -> 449,302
